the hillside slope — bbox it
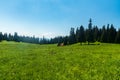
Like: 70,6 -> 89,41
0,41 -> 120,80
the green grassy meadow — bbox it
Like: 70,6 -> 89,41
0,41 -> 120,80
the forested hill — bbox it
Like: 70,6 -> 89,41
0,19 -> 120,45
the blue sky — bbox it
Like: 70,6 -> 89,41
0,0 -> 120,38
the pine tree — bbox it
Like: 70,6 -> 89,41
8,33 -> 13,41
76,27 -> 80,43
79,25 -> 85,45
87,18 -> 94,44
13,32 -> 20,42
100,25 -> 107,42
106,24 -> 110,43
115,29 -> 120,43
109,24 -> 116,43
69,28 -> 76,44
0,32 -> 3,41
93,26 -> 99,41
58,36 -> 63,44
3,33 -> 8,41
63,36 -> 68,45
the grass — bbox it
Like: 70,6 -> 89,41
0,41 -> 120,80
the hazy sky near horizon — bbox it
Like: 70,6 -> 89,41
0,0 -> 120,38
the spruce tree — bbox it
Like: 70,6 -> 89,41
109,24 -> 116,43
69,28 -> 76,44
100,25 -> 107,42
13,32 -> 20,42
8,33 -> 13,41
115,29 -> 120,43
87,18 -> 94,44
63,36 -> 68,45
76,27 -> 80,43
0,32 -> 3,41
3,33 -> 8,41
93,26 -> 99,41
106,24 -> 110,43
79,25 -> 85,45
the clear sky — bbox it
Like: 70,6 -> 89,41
0,0 -> 120,38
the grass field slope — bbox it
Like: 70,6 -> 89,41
0,41 -> 120,80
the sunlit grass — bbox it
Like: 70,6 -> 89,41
0,41 -> 120,80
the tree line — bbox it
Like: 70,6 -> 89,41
52,18 -> 120,45
0,18 -> 120,45
0,32 -> 40,44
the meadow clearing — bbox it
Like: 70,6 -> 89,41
0,41 -> 120,80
